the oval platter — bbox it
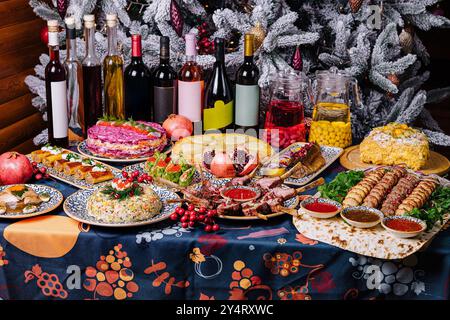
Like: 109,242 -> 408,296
63,184 -> 180,227
77,140 -> 172,163
0,184 -> 63,219
186,178 -> 300,221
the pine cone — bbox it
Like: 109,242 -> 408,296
170,0 -> 184,37
399,27 -> 414,54
249,22 -> 266,51
349,0 -> 363,13
291,46 -> 303,71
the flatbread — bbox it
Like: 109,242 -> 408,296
172,133 -> 274,165
293,173 -> 450,260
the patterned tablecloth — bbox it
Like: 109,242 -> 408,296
0,162 -> 449,300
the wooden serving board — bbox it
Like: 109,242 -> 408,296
340,145 -> 450,176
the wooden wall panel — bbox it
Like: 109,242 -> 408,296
0,112 -> 45,152
0,19 -> 45,56
0,0 -> 37,28
0,0 -> 46,154
0,67 -> 34,104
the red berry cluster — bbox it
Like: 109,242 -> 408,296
31,161 -> 49,181
121,170 -> 152,184
170,204 -> 220,232
197,22 -> 214,55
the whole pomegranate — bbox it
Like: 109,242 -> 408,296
0,151 -> 33,185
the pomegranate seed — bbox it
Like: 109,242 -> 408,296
204,225 -> 212,233
170,213 -> 178,221
212,224 -> 220,232
121,171 -> 128,178
187,204 -> 195,211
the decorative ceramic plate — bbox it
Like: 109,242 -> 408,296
27,152 -> 121,190
186,178 -> 300,221
257,143 -> 344,186
77,140 -> 172,163
0,184 -> 63,219
63,184 -> 180,227
123,162 -> 201,187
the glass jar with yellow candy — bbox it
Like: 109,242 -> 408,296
308,67 -> 360,149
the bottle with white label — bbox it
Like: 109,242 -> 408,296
235,33 -> 260,131
45,20 -> 68,147
178,33 -> 203,124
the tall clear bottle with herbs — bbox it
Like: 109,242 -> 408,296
64,16 -> 85,144
103,13 -> 125,119
82,14 -> 103,129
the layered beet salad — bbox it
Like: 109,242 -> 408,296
86,120 -> 168,159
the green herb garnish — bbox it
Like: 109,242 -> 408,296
101,183 -> 143,201
11,186 -> 29,198
318,170 -> 365,203
406,186 -> 450,230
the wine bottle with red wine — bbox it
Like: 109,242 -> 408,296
203,37 -> 234,132
153,36 -> 177,123
235,34 -> 260,131
45,20 -> 68,147
124,34 -> 152,121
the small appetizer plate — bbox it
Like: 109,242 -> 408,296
299,197 -> 342,219
381,216 -> 427,239
340,206 -> 383,228
220,185 -> 261,203
0,184 -> 63,219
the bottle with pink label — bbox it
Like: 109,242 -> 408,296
178,33 -> 203,123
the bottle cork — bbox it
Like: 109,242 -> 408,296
65,16 -> 75,28
83,14 -> 95,28
47,20 -> 59,45
106,13 -> 117,27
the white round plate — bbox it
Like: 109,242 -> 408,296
77,140 -> 172,163
0,184 -> 63,219
63,184 -> 180,227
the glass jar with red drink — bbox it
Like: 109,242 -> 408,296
263,70 -> 308,149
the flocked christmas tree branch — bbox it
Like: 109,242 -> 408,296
25,0 -> 450,146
